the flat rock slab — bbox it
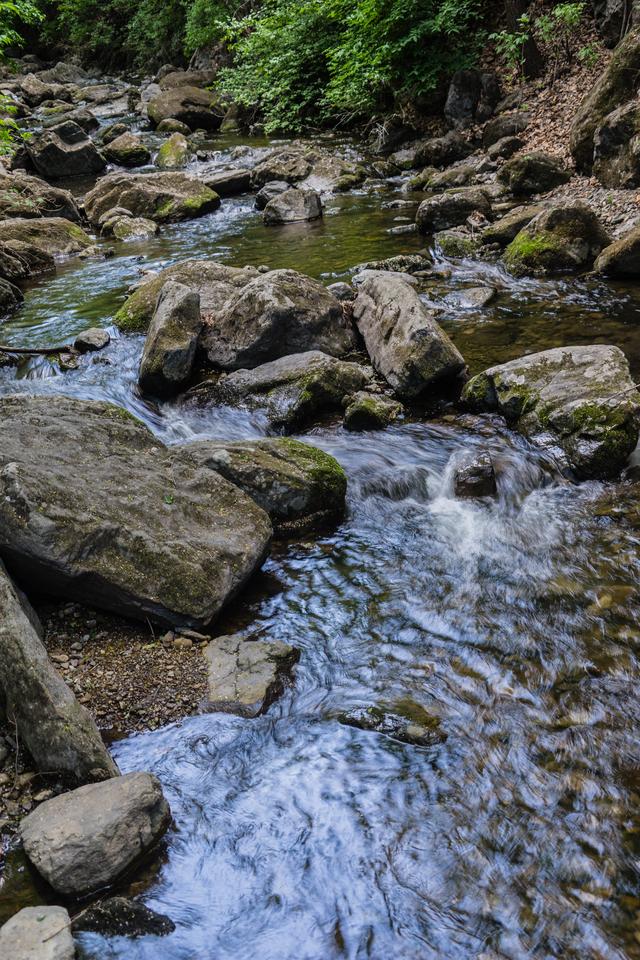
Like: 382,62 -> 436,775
204,633 -> 299,717
0,906 -> 74,960
0,218 -> 91,256
21,772 -> 171,897
0,395 -> 272,627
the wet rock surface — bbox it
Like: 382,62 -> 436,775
84,172 -> 220,225
204,633 -> 299,717
72,897 -> 175,937
138,280 -> 202,397
0,905 -> 75,960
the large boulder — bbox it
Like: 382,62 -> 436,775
497,151 -> 571,195
176,437 -> 347,534
195,350 -> 371,430
504,204 -> 610,276
20,73 -> 72,107
0,217 -> 91,256
147,85 -> 224,131
115,259 -> 260,332
251,149 -> 313,187
84,172 -> 220,226
201,167 -> 252,198
482,111 -> 530,148
263,187 -> 322,224
592,0 -> 637,46
201,269 -> 355,370
155,132 -> 191,170
444,69 -> 500,128
0,172 -> 80,221
412,131 -> 473,169
204,633 -> 299,716
462,345 -> 640,478
158,69 -> 216,90
481,204 -> 545,246
415,187 -> 491,233
352,273 -> 465,399
592,100 -> 640,187
103,132 -> 151,168
138,280 -> 202,397
0,396 -> 272,627
26,120 -> 106,179
570,28 -> 640,171
255,180 -> 290,210
594,223 -> 640,276
0,240 -> 55,282
0,560 -> 116,783
0,906 -> 75,960
21,773 -> 171,897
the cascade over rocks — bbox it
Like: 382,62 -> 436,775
84,171 -> 220,226
138,280 -> 202,397
0,217 -> 91,256
352,273 -> 465,399
201,269 -> 355,370
0,395 -> 272,627
497,152 -> 571,195
263,187 -> 323,224
147,85 -> 224,131
462,345 -> 640,478
21,772 -> 171,897
27,120 -> 106,179
504,204 -> 610,275
415,188 -> 491,233
0,173 -> 80,221
0,559 -> 117,783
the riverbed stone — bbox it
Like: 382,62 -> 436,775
504,204 -> 610,276
352,273 -> 465,399
0,395 -> 272,626
104,132 -> 151,168
255,180 -> 291,210
202,167 -> 252,197
416,187 -> 491,233
481,204 -> 545,246
343,391 -> 403,431
0,559 -> 117,783
444,286 -> 496,308
462,344 -> 640,478
0,239 -> 55,282
157,118 -> 191,135
139,280 -> 202,396
74,327 -> 110,352
251,149 -> 313,187
84,172 -> 220,226
201,268 -> 355,370
453,453 -> 497,498
497,151 -> 571,195
115,259 -> 260,332
72,897 -> 174,938
0,172 -> 80,221
594,223 -> 640,276
0,217 -> 92,256
175,437 -> 347,533
482,111 -> 530,148
147,85 -> 224,131
413,131 -> 473,169
156,132 -> 191,170
340,705 -> 444,746
27,120 -> 106,179
487,135 -> 524,160
110,215 -> 159,240
0,906 -> 75,960
21,772 -> 171,897
204,633 -> 299,717
263,187 -> 323,224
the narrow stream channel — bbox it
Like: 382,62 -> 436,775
3,132 -> 640,959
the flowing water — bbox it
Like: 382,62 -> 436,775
3,132 -> 640,959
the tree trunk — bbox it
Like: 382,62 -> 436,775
505,0 -> 544,78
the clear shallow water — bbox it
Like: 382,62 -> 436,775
3,134 -> 640,959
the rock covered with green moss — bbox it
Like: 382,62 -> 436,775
503,204 -> 610,276
139,280 -> 202,396
462,344 -> 640,478
0,395 -> 272,627
84,171 -> 220,226
155,132 -> 191,170
0,216 -> 92,256
481,204 -> 545,247
343,391 -> 403,430
0,172 -> 80,221
104,132 -> 151,168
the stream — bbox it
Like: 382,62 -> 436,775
3,129 -> 640,959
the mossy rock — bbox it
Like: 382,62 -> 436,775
0,217 -> 91,256
504,204 -> 610,276
156,133 -> 191,171
84,172 -> 220,227
435,228 -> 482,258
343,391 -> 403,431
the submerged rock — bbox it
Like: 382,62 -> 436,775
453,453 -> 497,498
148,85 -> 224,131
0,559 -> 117,783
201,268 -> 354,370
339,706 -> 444,746
21,773 -> 171,897
594,223 -> 640,276
204,633 -> 299,717
84,172 -> 220,226
0,172 -> 80,221
263,187 -> 322,224
27,120 -> 106,179
497,151 -> 571,195
176,437 -> 347,534
0,395 -> 272,627
104,132 -> 151,168
0,906 -> 74,960
0,217 -> 91,256
416,187 -> 491,233
139,280 -> 202,397
462,344 -> 640,478
444,286 -> 496,309
504,204 -> 610,275
343,391 -> 403,431
352,273 -> 465,399
72,897 -> 175,938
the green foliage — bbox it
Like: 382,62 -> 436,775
489,14 -> 531,76
0,1 -> 42,152
577,41 -> 600,68
535,2 -> 586,67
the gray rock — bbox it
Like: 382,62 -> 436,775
481,204 -> 545,246
0,217 -> 91,256
462,344 -> 640,479
0,559 -> 117,782
72,897 -> 174,938
413,131 -> 473,169
504,204 -> 610,275
101,122 -> 128,145
27,120 -> 106,179
263,187 -> 322,225
482,112 -> 530,148
497,151 -> 571,195
201,268 -> 354,370
84,172 -> 220,226
0,172 -> 80,221
251,150 -> 313,187
593,100 -> 640,187
110,215 -> 158,240
204,633 -> 299,717
74,328 -> 110,353
340,706 -> 444,746
327,281 -> 355,301
453,453 -> 497,498
0,239 -> 55,282
21,773 -> 171,897
156,118 -> 191,135
158,69 -> 216,90
594,223 -> 640,276
353,254 -> 431,274
139,280 -> 202,396
202,168 -> 252,197
0,395 -> 272,627
20,73 -> 70,107
255,180 -> 290,210
155,132 -> 191,170
592,0 -> 638,46
416,187 -> 491,233
104,132 -> 151,168
487,135 -> 524,160
147,85 -> 224,131
444,286 -> 496,309
0,906 -> 74,960
343,391 -> 403,431
195,350 -> 371,430
175,437 -> 347,534
352,273 -> 465,399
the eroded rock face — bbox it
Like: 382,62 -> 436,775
415,188 -> 491,233
0,217 -> 91,256
352,273 -> 465,399
0,173 -> 80,221
593,100 -> 640,187
0,560 -> 117,783
104,132 -> 151,168
147,85 -> 224,131
497,151 -> 571,195
175,437 -> 347,534
204,633 -> 299,716
504,204 -> 610,276
84,172 -> 220,226
0,395 -> 272,627
21,773 -> 171,897
201,269 -> 355,370
0,906 -> 75,960
594,223 -> 640,276
27,120 -> 106,179
462,345 -> 640,478
263,187 -> 322,224
139,280 -> 202,396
